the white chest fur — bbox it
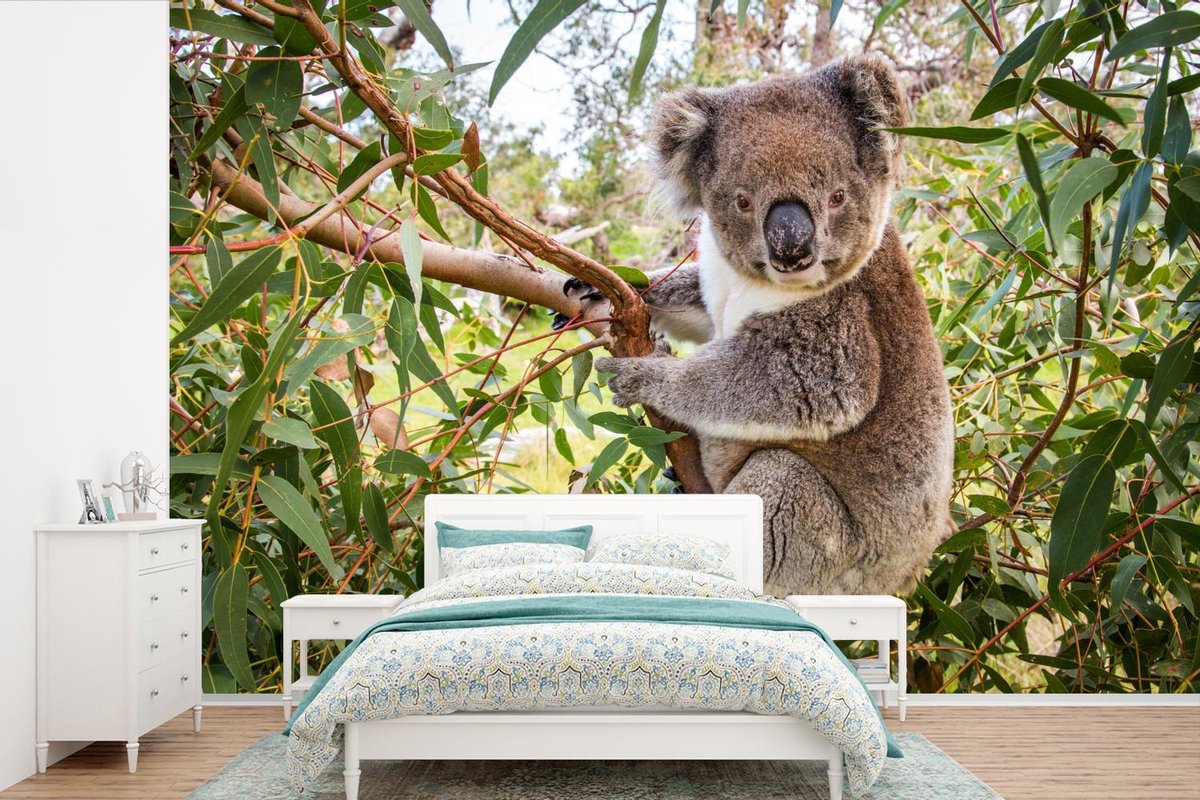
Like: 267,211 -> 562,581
696,219 -> 821,339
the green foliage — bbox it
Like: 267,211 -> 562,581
170,0 -> 1197,696
895,1 -> 1199,692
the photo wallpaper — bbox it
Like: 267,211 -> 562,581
167,0 -> 1199,695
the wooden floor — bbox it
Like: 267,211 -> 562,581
3,705 -> 1197,799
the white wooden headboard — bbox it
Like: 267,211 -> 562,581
423,494 -> 764,591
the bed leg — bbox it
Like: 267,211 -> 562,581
343,722 -> 361,800
827,755 -> 844,800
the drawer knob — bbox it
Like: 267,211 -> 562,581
181,631 -> 189,639
150,547 -> 160,556
151,642 -> 159,650
151,594 -> 160,602
150,689 -> 159,698
181,586 -> 189,594
181,675 -> 190,683
849,617 -> 858,625
332,618 -> 341,626
181,542 -> 190,551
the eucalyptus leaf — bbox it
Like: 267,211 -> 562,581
990,20 -> 1055,86
1108,554 -> 1147,611
1038,77 -> 1124,124
585,437 -> 628,488
1047,157 -> 1117,249
395,0 -> 454,67
336,141 -> 384,198
169,8 -> 275,45
362,483 -> 395,554
1017,18 -> 1065,105
970,78 -> 1022,120
261,417 -> 320,449
245,48 -> 303,130
375,450 -> 432,477
887,126 -> 1010,143
213,564 -> 255,691
1105,10 -> 1200,61
257,475 -> 342,578
629,0 -> 666,100
1048,453 -> 1116,591
309,381 -> 360,473
399,220 -> 424,305
173,246 -> 282,344
488,0 -> 588,104
1144,333 -> 1195,425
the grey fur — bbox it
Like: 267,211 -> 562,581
594,54 -> 954,595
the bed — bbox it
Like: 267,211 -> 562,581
284,494 -> 897,800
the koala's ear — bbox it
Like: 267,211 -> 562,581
650,87 -> 719,216
837,53 -> 909,177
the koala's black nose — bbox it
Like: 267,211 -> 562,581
764,202 -> 815,272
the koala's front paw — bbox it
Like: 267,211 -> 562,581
552,277 -> 614,331
596,356 -> 656,408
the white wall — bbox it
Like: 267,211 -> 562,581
0,2 -> 167,790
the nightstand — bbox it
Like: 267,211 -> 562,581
281,594 -> 399,720
784,595 -> 908,721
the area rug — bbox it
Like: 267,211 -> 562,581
186,731 -> 1000,799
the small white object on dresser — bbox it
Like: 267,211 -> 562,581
282,594 -> 399,720
35,520 -> 203,774
784,595 -> 908,721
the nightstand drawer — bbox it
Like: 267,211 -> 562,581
138,529 -> 196,573
789,606 -> 897,639
138,564 -> 196,621
287,606 -> 391,640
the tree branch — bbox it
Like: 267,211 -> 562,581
208,157 -> 581,318
289,0 -> 712,493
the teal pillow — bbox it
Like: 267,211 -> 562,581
435,522 -> 593,550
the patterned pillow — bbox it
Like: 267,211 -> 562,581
586,533 -> 736,579
440,542 -> 587,576
435,522 -> 592,577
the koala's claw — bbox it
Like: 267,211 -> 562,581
563,276 -> 595,297
564,276 -> 605,303
551,313 -> 571,331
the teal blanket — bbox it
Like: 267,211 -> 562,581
284,594 -> 901,758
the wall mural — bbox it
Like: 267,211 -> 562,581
167,0 -> 1199,695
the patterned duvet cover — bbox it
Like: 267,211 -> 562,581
285,562 -> 896,797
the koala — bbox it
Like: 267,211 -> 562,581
580,54 -> 955,596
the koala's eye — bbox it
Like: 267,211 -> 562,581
734,194 -> 752,213
830,189 -> 846,207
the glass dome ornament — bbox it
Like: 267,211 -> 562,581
120,450 -> 154,516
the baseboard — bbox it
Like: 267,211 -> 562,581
202,693 -> 1200,708
905,693 -> 1200,707
204,693 -> 285,706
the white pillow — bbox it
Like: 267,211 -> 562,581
586,534 -> 735,580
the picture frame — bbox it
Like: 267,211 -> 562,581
99,485 -> 124,523
77,479 -> 106,525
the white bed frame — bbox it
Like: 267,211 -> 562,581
342,494 -> 846,800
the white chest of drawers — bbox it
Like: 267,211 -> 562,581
35,520 -> 203,773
